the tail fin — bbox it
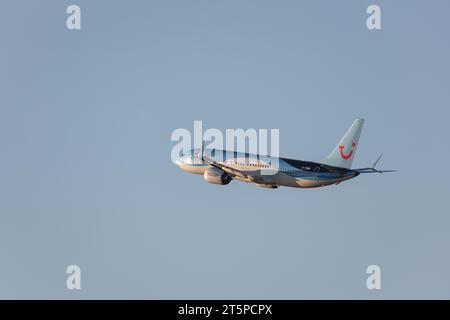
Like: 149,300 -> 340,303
321,118 -> 364,169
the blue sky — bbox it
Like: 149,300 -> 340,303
1,0 -> 450,298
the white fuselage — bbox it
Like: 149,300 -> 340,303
176,150 -> 358,188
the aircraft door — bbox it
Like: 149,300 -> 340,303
314,167 -> 321,180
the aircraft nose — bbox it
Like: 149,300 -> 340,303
175,154 -> 190,168
175,158 -> 185,167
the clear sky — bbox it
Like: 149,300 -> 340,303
1,0 -> 450,298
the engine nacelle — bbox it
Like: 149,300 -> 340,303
203,167 -> 232,185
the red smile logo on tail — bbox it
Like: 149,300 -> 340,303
339,142 -> 356,160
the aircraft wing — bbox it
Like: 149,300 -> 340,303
354,153 -> 397,173
203,155 -> 265,183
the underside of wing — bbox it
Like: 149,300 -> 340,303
355,167 -> 397,173
203,155 -> 265,183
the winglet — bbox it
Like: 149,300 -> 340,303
372,153 -> 383,169
354,153 -> 397,174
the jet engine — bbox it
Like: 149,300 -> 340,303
203,167 -> 232,185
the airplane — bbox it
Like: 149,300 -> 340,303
175,118 -> 395,188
